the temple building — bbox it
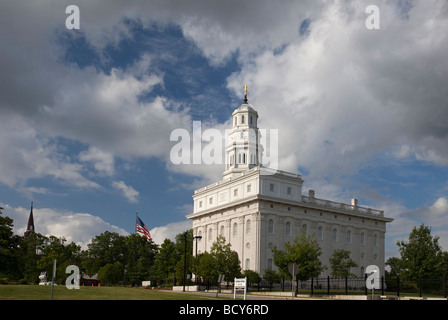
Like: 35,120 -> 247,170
186,88 -> 393,277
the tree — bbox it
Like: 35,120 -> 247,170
272,233 -> 326,281
36,235 -> 82,284
210,235 -> 241,281
397,224 -> 442,280
125,233 -> 158,284
0,207 -> 22,280
263,269 -> 281,291
195,252 -> 217,282
83,231 -> 126,276
385,256 -> 402,277
243,269 -> 261,287
194,236 -> 241,284
329,249 -> 358,278
97,261 -> 124,285
154,238 -> 178,281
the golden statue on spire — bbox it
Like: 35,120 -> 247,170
243,84 -> 248,103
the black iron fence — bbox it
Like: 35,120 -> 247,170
196,275 -> 447,298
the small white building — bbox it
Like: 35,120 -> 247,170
186,93 -> 393,278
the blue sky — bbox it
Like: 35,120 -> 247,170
1,1 -> 448,260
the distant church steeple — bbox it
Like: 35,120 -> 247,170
24,202 -> 35,239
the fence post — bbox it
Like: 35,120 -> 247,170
419,277 -> 422,297
364,273 -> 367,295
311,277 -> 314,295
381,276 -> 384,296
327,276 -> 330,295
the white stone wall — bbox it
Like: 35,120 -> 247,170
188,168 -> 392,278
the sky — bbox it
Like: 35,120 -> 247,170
1,0 -> 448,260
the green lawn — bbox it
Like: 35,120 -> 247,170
0,285 -> 221,300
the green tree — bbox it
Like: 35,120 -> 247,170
194,236 -> 241,284
243,269 -> 261,287
154,238 -> 178,281
195,252 -> 217,281
97,261 -> 124,285
0,208 -> 24,280
439,251 -> 448,277
329,249 -> 358,278
210,235 -> 241,281
125,233 -> 158,284
397,224 -> 442,280
83,231 -> 126,276
263,269 -> 281,291
272,233 -> 326,281
36,235 -> 82,284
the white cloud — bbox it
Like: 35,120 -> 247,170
149,220 -> 192,245
79,147 -> 115,176
3,203 -> 128,250
112,180 -> 139,203
0,116 -> 100,190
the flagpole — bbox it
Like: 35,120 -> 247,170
133,210 -> 137,287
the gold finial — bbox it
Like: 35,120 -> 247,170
243,85 -> 248,103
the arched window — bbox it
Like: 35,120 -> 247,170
245,258 -> 250,270
332,228 -> 338,242
246,219 -> 251,234
346,230 -> 351,243
360,232 -> 365,245
285,222 -> 291,236
241,115 -> 245,124
233,222 -> 238,237
317,226 -> 323,240
220,225 -> 225,236
268,219 -> 274,234
208,228 -> 213,241
267,259 -> 273,270
373,233 -> 378,247
301,224 -> 307,236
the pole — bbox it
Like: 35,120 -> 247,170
133,211 -> 137,287
183,231 -> 187,292
51,259 -> 57,300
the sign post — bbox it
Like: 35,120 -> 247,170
234,277 -> 247,300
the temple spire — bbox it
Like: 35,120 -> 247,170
243,84 -> 248,104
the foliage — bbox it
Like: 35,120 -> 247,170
272,233 -> 326,281
243,269 -> 261,286
329,249 -> 358,278
194,235 -> 241,283
396,224 -> 443,279
97,262 -> 124,285
263,269 -> 281,288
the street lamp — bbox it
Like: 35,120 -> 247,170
193,235 -> 202,285
183,231 -> 188,292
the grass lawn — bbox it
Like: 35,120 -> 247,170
0,285 -> 223,300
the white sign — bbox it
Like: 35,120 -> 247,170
234,277 -> 247,300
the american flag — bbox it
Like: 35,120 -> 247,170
136,216 -> 151,241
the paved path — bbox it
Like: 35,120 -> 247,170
175,290 -> 326,300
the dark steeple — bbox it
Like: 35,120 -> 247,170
24,202 -> 35,239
